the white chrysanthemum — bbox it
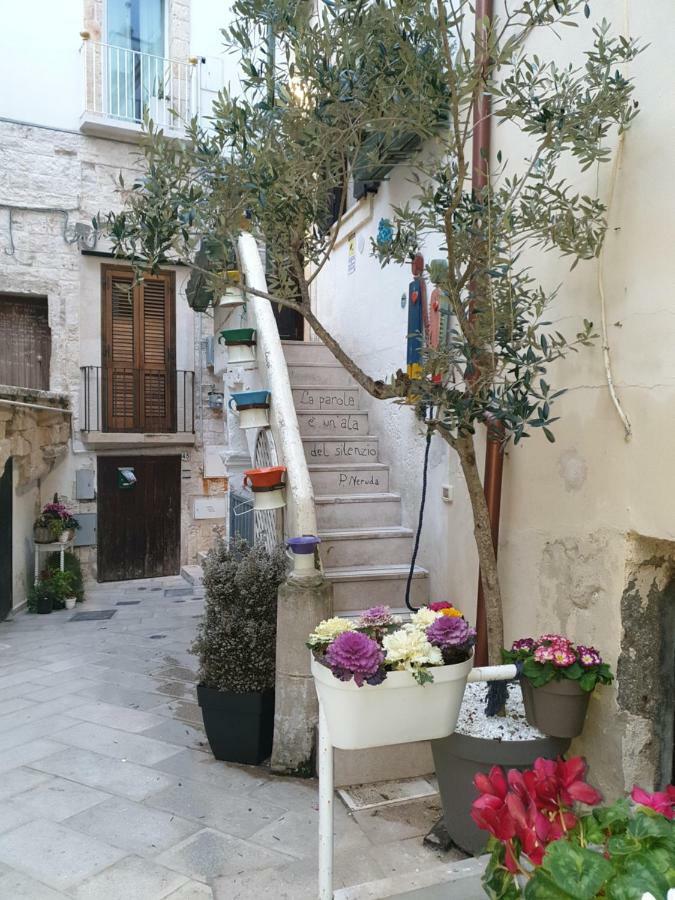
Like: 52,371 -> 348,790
383,628 -> 443,670
308,617 -> 354,646
409,607 -> 440,630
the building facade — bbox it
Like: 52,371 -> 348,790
0,0 -> 237,610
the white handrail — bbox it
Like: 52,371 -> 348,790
237,232 -> 318,539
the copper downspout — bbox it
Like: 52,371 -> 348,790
471,0 -> 503,666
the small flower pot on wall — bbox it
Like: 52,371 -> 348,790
244,466 -> 287,512
312,654 -> 474,750
287,535 -> 321,575
219,328 -> 256,364
229,390 -> 271,430
64,596 -> 77,611
197,684 -> 274,765
520,677 -> 591,739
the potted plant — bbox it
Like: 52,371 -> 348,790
47,569 -> 76,610
474,755 -> 675,899
191,538 -> 288,765
309,603 -> 476,750
34,496 -> 80,544
46,550 -> 85,603
28,572 -> 62,614
503,635 -> 614,739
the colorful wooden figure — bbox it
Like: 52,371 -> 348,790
428,259 -> 451,384
407,253 -> 429,379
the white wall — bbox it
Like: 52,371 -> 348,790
314,0 -> 675,795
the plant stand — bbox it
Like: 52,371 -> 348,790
33,539 -> 73,585
316,663 -> 517,899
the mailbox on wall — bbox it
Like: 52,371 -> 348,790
117,467 -> 136,490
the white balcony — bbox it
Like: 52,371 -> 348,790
80,39 -> 197,140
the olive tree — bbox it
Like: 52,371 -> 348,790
103,0 -> 640,662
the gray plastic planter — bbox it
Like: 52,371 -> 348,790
431,731 -> 571,855
521,677 -> 591,738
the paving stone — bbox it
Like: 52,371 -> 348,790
0,739 -> 67,774
0,819 -> 127,891
147,777 -> 286,838
152,700 -> 203,726
65,796 -> 200,856
152,665 -> 198,683
142,718 -> 206,751
0,767 -> 52,801
13,776 -> 109,821
73,683 -> 167,711
0,800 -> 34,835
156,827 -> 295,882
69,610 -> 117,622
152,748 -> 264,796
154,680 -> 196,700
165,880 -> 214,899
249,777 -> 319,812
52,721 -> 183,765
73,854 -> 188,900
250,805 -> 366,860
67,701 -> 166,734
0,698 -> 35,717
0,869 -> 69,899
29,747 -> 175,801
351,798 -> 445,845
0,714 -> 84,753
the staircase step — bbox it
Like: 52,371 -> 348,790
180,564 -> 203,586
315,493 -> 402,529
304,436 -> 378,464
288,364 -> 357,388
298,411 -> 369,436
281,340 -> 335,366
319,527 -> 413,568
309,463 -> 389,494
326,564 -> 429,611
292,385 -> 360,414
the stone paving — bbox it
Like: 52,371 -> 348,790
0,577 -> 459,899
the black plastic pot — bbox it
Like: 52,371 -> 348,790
521,677 -> 591,739
36,595 -> 53,614
197,684 -> 274,765
431,731 -> 571,855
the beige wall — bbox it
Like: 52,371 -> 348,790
315,0 -> 674,796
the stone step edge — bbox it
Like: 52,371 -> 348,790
319,527 -> 413,542
307,462 -> 388,472
180,564 -> 204,586
314,492 -> 400,505
325,564 -> 428,581
301,435 -> 379,442
332,856 -> 487,900
292,383 -> 359,391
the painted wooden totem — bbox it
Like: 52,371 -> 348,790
407,253 -> 429,379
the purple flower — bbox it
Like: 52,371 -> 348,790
577,645 -> 602,667
512,638 -> 536,653
357,605 -> 394,628
325,631 -> 384,687
427,615 -> 476,650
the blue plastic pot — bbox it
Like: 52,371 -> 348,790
228,390 -> 271,411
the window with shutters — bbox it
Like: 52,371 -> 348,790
0,294 -> 51,391
101,265 -> 176,432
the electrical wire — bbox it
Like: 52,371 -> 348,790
404,425 -> 433,612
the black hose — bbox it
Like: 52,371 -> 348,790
404,426 -> 433,612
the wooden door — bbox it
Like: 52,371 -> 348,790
0,459 -> 12,621
97,455 -> 181,582
0,295 -> 51,390
101,266 -> 176,432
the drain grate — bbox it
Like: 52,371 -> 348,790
69,610 -> 117,622
116,601 -> 141,606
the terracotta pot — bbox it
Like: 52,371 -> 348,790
520,677 -> 591,739
431,731 -> 571,855
244,466 -> 286,491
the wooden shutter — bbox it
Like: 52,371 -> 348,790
101,266 -> 175,432
0,295 -> 51,390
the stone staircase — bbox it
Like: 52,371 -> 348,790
282,340 -> 431,616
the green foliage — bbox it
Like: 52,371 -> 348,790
521,655 -> 613,691
46,551 -> 85,602
191,538 -> 288,693
28,569 -> 75,613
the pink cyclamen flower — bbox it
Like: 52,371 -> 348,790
511,638 -> 536,653
538,634 -> 572,647
631,785 -> 675,820
534,645 -> 555,663
577,645 -> 602,667
325,631 -> 384,687
426,615 -> 475,649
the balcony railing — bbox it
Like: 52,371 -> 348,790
81,39 -> 196,132
80,366 -> 194,434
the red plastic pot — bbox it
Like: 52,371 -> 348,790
243,466 -> 286,491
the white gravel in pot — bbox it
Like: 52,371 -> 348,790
455,681 -> 545,741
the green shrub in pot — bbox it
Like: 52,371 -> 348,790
191,538 -> 288,764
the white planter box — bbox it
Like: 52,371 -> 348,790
312,653 -> 473,750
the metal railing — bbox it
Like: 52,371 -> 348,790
81,39 -> 196,130
80,366 -> 194,433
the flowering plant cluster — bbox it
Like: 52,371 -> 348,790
308,602 -> 475,687
475,757 -> 675,899
502,633 -> 613,693
35,495 -> 80,538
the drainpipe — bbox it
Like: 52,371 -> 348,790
471,0 -> 503,667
